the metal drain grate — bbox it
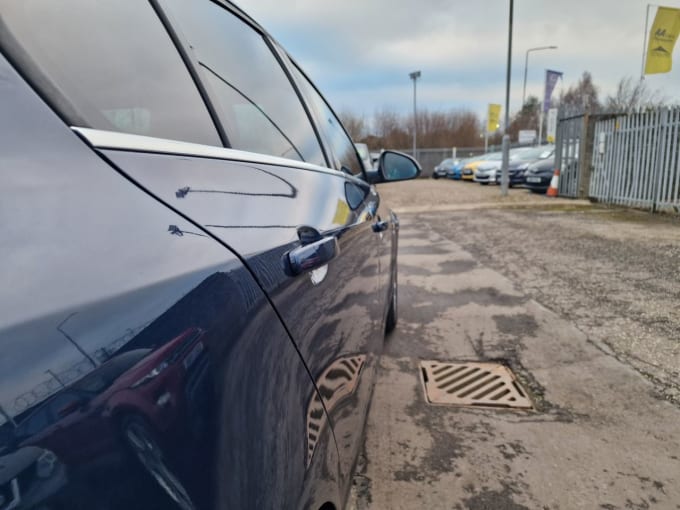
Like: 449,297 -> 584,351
420,361 -> 533,409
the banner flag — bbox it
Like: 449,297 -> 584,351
487,104 -> 501,133
645,6 -> 680,74
546,108 -> 558,143
543,70 -> 563,112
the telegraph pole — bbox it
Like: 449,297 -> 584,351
57,312 -> 98,368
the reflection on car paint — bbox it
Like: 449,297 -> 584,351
175,165 -> 298,200
306,355 -> 366,466
0,447 -> 67,510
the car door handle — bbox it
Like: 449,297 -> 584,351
287,236 -> 339,276
372,220 -> 389,233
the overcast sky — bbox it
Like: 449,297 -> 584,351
238,0 -> 680,122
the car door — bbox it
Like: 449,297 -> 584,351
0,4 -> 341,509
124,1 -> 387,494
99,0 -> 384,498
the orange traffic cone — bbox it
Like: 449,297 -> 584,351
547,168 -> 560,197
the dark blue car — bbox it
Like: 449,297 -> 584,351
524,157 -> 557,193
507,146 -> 554,187
432,158 -> 459,179
0,1 -> 420,509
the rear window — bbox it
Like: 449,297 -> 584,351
0,0 -> 221,146
163,0 -> 326,165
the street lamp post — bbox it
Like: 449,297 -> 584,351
409,70 -> 421,160
522,45 -> 558,107
500,0 -> 514,197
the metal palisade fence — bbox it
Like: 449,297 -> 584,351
555,111 -> 586,198
590,108 -> 680,212
554,106 -> 680,213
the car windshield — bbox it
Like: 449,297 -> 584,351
72,349 -> 151,394
439,159 -> 453,166
515,146 -> 555,161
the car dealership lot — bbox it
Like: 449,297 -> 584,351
350,179 -> 680,509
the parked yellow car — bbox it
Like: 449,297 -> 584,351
461,148 -> 533,181
461,152 -> 502,180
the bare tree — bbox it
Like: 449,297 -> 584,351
342,107 -> 484,151
604,77 -> 667,112
559,71 -> 601,113
338,110 -> 366,141
373,108 -> 409,149
411,109 -> 481,148
509,96 -> 540,141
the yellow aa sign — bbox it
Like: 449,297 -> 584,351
645,6 -> 680,74
487,104 -> 501,133
332,199 -> 350,225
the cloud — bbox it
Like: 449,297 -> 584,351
237,0 -> 680,118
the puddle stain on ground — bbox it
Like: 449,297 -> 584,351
438,259 -> 478,274
457,482 -> 530,510
399,284 -> 527,326
492,314 -> 539,339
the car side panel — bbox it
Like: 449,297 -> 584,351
101,149 -> 387,499
0,53 -> 339,510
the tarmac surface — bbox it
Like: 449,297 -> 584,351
350,179 -> 680,509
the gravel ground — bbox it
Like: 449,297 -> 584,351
379,179 -> 680,403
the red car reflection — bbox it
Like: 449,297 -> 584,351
14,327 -> 207,466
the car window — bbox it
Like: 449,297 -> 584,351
164,0 -> 325,166
356,144 -> 370,160
47,392 -> 85,418
0,0 -> 221,146
16,406 -> 50,437
73,350 -> 150,393
288,64 -> 364,176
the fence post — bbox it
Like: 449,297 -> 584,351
607,117 -> 623,205
555,106 -> 564,192
651,108 -> 669,213
578,111 -> 594,199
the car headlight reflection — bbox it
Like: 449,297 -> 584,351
131,360 -> 170,388
36,449 -> 58,479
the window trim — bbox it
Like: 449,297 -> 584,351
150,0 -> 230,148
71,127 -> 350,180
0,16 -> 86,128
264,38 -> 331,169
159,0 -> 330,168
286,57 -> 366,180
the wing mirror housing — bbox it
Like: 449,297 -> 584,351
367,151 -> 421,184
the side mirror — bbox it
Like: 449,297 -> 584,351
369,151 -> 421,184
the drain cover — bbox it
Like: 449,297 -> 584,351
420,361 -> 533,409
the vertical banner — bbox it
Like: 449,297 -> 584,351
543,69 -> 563,112
487,103 -> 501,133
546,108 -> 558,143
645,6 -> 680,74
